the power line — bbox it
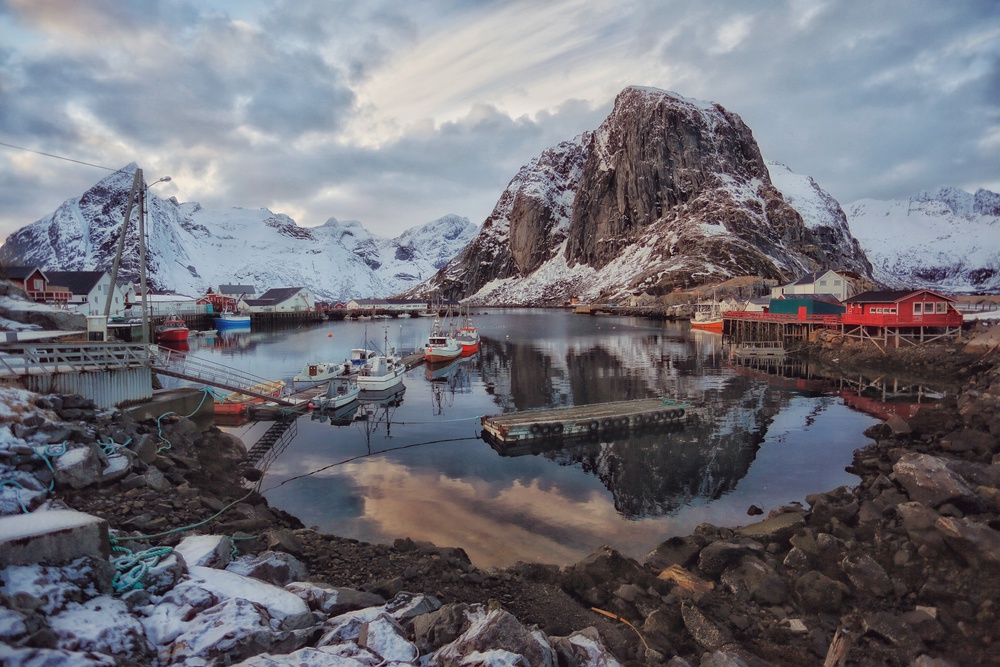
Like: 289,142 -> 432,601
0,140 -> 115,172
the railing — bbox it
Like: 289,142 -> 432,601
0,342 -> 152,377
149,347 -> 294,405
723,311 -> 841,325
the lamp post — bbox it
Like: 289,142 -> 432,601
102,168 -> 172,344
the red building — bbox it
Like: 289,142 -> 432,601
3,265 -> 71,306
841,289 -> 963,346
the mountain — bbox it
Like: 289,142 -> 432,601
0,164 -> 477,301
413,86 -> 872,304
845,187 -> 1000,293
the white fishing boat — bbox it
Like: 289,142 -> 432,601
350,348 -> 377,367
293,360 -> 350,388
424,313 -> 461,363
357,353 -> 405,391
315,375 -> 360,410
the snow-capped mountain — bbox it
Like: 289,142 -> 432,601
845,187 -> 1000,293
0,165 -> 477,301
412,86 -> 872,305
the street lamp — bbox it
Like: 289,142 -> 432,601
102,168 -> 172,344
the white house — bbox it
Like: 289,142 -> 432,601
346,298 -> 426,313
245,287 -> 314,313
45,271 -> 128,316
770,270 -> 850,301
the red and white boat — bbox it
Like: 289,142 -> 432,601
155,315 -> 189,342
424,314 -> 461,363
454,310 -> 480,356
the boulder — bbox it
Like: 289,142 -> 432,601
934,517 -> 1000,566
794,571 -> 849,614
892,453 -> 975,507
840,553 -> 892,598
646,535 -> 707,571
697,540 -> 763,577
680,604 -> 732,652
735,511 -> 805,544
284,582 -> 385,617
174,535 -> 233,569
227,551 -> 308,587
431,605 -> 557,667
719,556 -> 787,606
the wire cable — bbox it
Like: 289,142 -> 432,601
0,140 -> 116,172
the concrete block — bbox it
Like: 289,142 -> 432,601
0,509 -> 109,567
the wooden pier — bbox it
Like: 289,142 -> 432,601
481,398 -> 688,445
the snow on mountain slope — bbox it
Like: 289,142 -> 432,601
0,165 -> 477,301
846,187 -> 1000,292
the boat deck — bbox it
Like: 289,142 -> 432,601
481,398 -> 688,444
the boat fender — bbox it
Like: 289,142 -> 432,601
677,408 -> 685,419
619,417 -> 629,428
530,424 -> 542,435
552,423 -> 563,435
635,414 -> 646,426
601,418 -> 615,430
654,412 -> 665,422
541,424 -> 552,436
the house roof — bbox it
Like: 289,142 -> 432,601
774,293 -> 843,304
44,271 -> 107,295
843,289 -> 956,304
780,270 -> 842,288
219,284 -> 256,295
246,287 -> 307,305
3,266 -> 45,281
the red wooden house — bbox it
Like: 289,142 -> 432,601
3,265 -> 71,306
841,289 -> 963,346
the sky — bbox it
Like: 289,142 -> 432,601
0,0 -> 998,244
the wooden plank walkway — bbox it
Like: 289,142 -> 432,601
481,398 -> 688,444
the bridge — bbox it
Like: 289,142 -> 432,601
0,342 -> 295,407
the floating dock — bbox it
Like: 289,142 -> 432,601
481,398 -> 688,444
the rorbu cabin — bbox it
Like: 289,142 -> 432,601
841,289 -> 963,346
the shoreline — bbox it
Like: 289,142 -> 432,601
2,328 -> 998,665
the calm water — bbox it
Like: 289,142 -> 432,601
170,309 -> 887,568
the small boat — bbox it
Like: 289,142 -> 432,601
357,353 -> 405,392
424,313 -> 462,363
293,361 -> 350,388
214,310 -> 251,329
690,301 -> 724,333
454,308 -> 480,356
155,315 -> 189,342
350,348 -> 378,367
315,375 -> 360,410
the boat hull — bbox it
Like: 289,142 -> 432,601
357,370 -> 404,392
690,319 -> 723,333
424,347 -> 461,363
214,315 -> 251,329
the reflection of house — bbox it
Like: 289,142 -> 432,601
245,287 -> 314,313
771,270 -> 850,300
842,289 -> 963,346
45,271 -> 126,316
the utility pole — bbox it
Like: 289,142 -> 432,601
138,170 -> 150,344
102,169 -> 143,323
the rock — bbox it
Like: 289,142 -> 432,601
646,535 -> 707,571
175,535 -> 233,569
699,650 -> 749,666
794,571 -> 848,614
862,611 -> 925,660
840,553 -> 892,598
697,540 -> 762,577
227,551 -> 308,587
892,453 -> 975,507
53,445 -> 102,489
357,612 -> 418,663
680,604 -> 733,652
384,591 -> 442,621
735,511 -> 805,544
285,582 -> 385,617
413,603 -> 474,654
431,605 -> 557,667
886,414 -> 913,435
262,529 -> 304,556
719,556 -> 787,605
549,627 -> 624,667
940,430 -> 995,455
934,516 -> 1000,565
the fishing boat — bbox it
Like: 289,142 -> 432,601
454,308 -> 480,356
213,309 -> 251,329
155,315 -> 189,342
357,352 -> 405,391
690,306 -> 724,333
292,361 -> 351,388
315,375 -> 360,410
424,313 -> 461,363
349,348 -> 378,367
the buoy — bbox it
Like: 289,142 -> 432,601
328,333 -> 333,337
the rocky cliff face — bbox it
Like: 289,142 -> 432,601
417,86 -> 872,304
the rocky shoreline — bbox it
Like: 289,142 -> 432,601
1,329 -> 998,665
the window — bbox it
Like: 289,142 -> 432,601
32,278 -> 43,290
833,280 -> 842,286
888,308 -> 897,314
936,302 -> 947,313
914,303 -> 923,314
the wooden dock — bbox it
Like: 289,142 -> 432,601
481,398 -> 688,444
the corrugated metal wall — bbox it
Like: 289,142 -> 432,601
21,367 -> 153,409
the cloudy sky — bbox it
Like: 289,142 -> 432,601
1,0 -> 998,243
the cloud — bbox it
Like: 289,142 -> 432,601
0,0 -> 997,245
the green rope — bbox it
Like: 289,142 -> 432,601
155,387 -> 216,453
110,488 -> 257,543
32,442 -> 67,491
0,480 -> 30,514
110,544 -> 175,593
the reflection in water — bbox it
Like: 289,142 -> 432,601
189,311 -> 895,567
